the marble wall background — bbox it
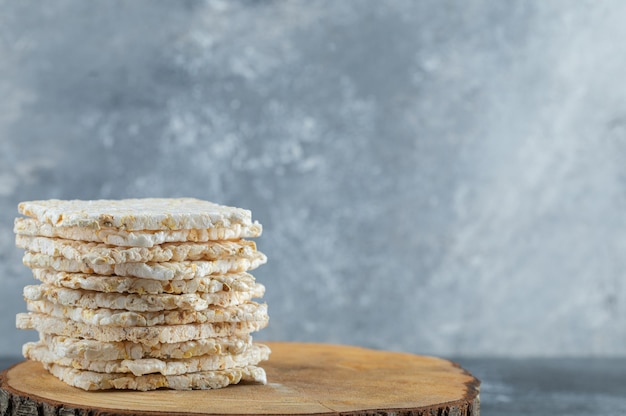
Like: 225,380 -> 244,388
1,0 -> 626,357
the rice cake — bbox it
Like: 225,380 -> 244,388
44,362 -> 267,391
24,341 -> 270,376
31,269 -> 258,295
15,218 -> 262,247
16,235 -> 258,265
26,299 -> 269,326
18,198 -> 258,231
39,334 -> 253,361
14,198 -> 269,391
23,251 -> 267,278
17,313 -> 269,345
24,283 -> 265,312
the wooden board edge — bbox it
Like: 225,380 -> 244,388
0,355 -> 480,416
0,361 -> 203,416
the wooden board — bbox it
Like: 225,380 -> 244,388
0,342 -> 480,416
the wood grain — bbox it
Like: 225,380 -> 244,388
0,342 -> 480,416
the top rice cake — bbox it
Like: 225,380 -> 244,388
18,198 -> 258,231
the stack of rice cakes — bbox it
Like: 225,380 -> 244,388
14,198 -> 270,391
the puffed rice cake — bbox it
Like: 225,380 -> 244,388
15,198 -> 270,390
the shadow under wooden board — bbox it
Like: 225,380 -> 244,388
0,342 -> 480,416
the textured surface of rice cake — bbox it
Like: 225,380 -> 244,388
17,235 -> 258,265
15,218 -> 262,247
44,362 -> 267,391
32,269 -> 257,295
17,313 -> 268,345
26,299 -> 269,326
23,252 -> 267,279
39,334 -> 253,361
24,283 -> 265,312
25,341 -> 270,376
18,198 -> 257,231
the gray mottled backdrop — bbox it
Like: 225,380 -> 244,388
1,0 -> 626,357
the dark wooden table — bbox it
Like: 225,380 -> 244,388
2,356 -> 625,415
